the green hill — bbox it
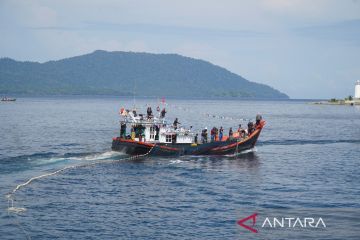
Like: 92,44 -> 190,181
0,50 -> 288,98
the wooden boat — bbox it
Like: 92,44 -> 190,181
1,97 -> 16,102
112,108 -> 265,157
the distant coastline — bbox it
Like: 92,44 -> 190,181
0,50 -> 289,99
4,95 -> 339,104
1,94 -> 296,101
312,98 -> 360,106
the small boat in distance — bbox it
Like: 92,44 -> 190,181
112,107 -> 265,157
1,97 -> 16,102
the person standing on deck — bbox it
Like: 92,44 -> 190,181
147,107 -> 153,119
194,133 -> 198,144
247,122 -> 255,136
255,114 -> 262,128
229,127 -> 233,140
219,126 -> 223,141
214,127 -> 219,141
120,121 -> 127,138
161,108 -> 167,118
237,124 -> 245,138
201,128 -> 208,143
173,118 -> 180,129
155,125 -> 160,140
131,127 -> 135,140
210,127 -> 215,142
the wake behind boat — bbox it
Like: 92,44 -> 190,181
112,106 -> 265,157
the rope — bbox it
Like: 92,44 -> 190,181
5,143 -> 157,238
144,103 -> 250,123
167,103 -> 250,122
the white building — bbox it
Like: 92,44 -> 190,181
355,80 -> 360,99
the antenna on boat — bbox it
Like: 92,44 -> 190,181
133,79 -> 136,109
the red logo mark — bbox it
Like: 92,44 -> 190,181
237,213 -> 258,233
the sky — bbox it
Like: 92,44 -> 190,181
1,0 -> 360,99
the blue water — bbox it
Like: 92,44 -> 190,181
1,97 -> 359,239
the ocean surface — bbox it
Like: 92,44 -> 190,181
0,97 -> 359,239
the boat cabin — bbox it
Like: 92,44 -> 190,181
120,109 -> 194,144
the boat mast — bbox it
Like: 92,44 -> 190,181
133,79 -> 136,109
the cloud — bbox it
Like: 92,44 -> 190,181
294,19 -> 360,43
260,0 -> 360,23
0,0 -> 58,28
35,22 -> 268,39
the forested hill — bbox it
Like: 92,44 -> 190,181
0,50 -> 288,99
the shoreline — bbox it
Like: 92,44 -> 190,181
312,100 -> 360,106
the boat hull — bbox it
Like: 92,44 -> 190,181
112,127 -> 262,157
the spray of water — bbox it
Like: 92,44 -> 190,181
225,147 -> 257,157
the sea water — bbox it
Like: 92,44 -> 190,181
0,97 -> 359,239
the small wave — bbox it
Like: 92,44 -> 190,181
68,151 -> 126,161
224,147 -> 257,157
35,157 -> 71,166
40,151 -> 126,165
7,207 -> 27,213
3,151 -> 124,161
0,152 -> 57,163
169,159 -> 184,164
0,151 -> 127,169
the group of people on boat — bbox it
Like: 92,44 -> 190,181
210,126 -> 224,141
119,105 -> 263,145
146,106 -> 167,119
196,114 -> 263,144
120,106 -> 167,121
